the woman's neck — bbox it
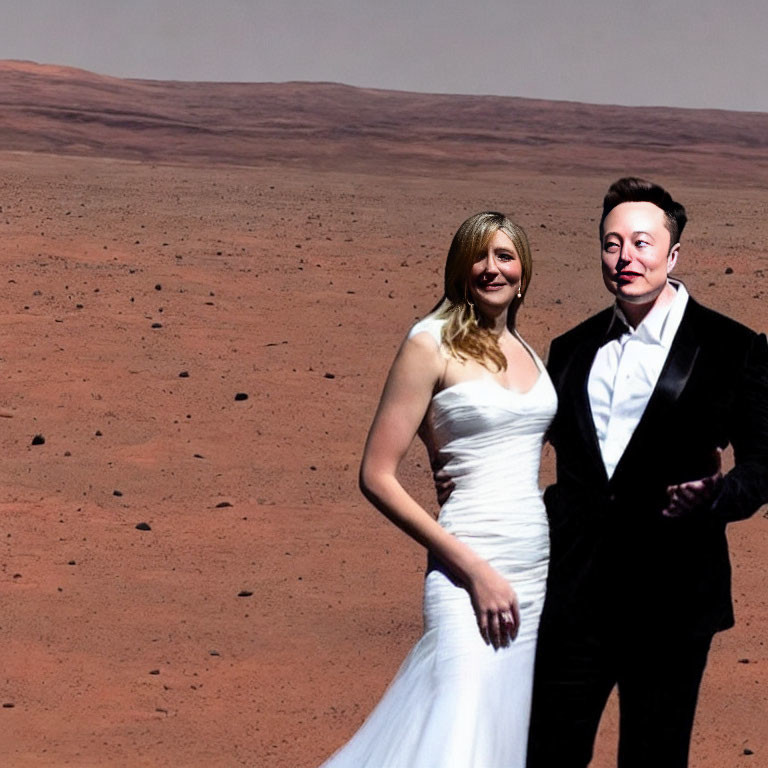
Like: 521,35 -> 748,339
480,307 -> 511,337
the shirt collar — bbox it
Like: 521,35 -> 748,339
610,279 -> 689,347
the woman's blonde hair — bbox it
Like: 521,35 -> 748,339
433,211 -> 532,371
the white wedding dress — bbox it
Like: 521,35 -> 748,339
321,316 -> 557,768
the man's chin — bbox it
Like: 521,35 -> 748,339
612,282 -> 658,303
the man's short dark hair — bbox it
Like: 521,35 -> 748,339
600,177 -> 687,248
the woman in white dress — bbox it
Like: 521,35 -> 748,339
320,212 -> 557,768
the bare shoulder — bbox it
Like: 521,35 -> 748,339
396,323 -> 445,380
370,321 -> 445,428
407,314 -> 446,348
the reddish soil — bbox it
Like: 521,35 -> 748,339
0,62 -> 766,767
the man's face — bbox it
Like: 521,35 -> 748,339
600,201 -> 679,306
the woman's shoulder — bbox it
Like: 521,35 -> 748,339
406,313 -> 446,348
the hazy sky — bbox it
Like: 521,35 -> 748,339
2,0 -> 767,112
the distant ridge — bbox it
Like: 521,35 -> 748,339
1,60 -> 767,182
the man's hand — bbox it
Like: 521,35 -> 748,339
662,448 -> 723,518
433,465 -> 455,507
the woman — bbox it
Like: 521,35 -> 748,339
321,212 -> 557,767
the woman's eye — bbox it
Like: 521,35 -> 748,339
603,242 -> 619,252
496,252 -> 514,261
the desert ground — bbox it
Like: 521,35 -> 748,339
0,62 -> 766,767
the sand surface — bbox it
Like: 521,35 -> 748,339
0,63 -> 766,767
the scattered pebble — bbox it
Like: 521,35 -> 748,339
179,371 -> 190,378
113,490 -> 123,497
215,501 -> 232,508
234,392 -> 248,401
31,434 -> 46,446
237,590 -> 253,597
151,322 -> 163,329
209,650 -> 221,656
323,372 -> 336,379
155,284 -> 162,291
725,267 -> 734,274
2,703 -> 14,709
149,669 -> 160,675
135,522 -> 152,531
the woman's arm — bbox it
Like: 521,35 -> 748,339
359,332 -> 520,647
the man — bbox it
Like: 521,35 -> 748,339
525,178 -> 768,767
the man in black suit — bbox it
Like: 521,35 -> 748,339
526,178 -> 768,767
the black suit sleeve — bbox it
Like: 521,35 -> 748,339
545,335 -> 567,386
713,332 -> 768,522
544,335 -> 569,446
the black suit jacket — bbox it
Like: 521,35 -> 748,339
544,297 -> 768,636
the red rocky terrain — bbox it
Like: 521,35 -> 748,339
0,61 -> 765,766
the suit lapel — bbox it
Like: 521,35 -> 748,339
610,300 -> 702,486
567,324 -> 609,481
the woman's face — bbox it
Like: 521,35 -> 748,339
468,229 -> 522,314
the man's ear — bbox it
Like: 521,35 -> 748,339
667,243 -> 680,273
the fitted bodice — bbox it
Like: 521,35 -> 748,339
427,374 -> 555,490
409,315 -> 558,540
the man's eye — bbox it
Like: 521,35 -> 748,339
635,240 -> 649,247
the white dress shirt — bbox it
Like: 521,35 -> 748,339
588,281 -> 689,479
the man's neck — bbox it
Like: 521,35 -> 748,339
618,282 -> 677,329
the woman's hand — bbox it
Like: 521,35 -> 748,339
465,559 -> 520,649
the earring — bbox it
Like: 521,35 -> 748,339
517,285 -> 522,298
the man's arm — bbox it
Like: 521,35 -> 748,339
663,332 -> 768,520
711,332 -> 768,522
